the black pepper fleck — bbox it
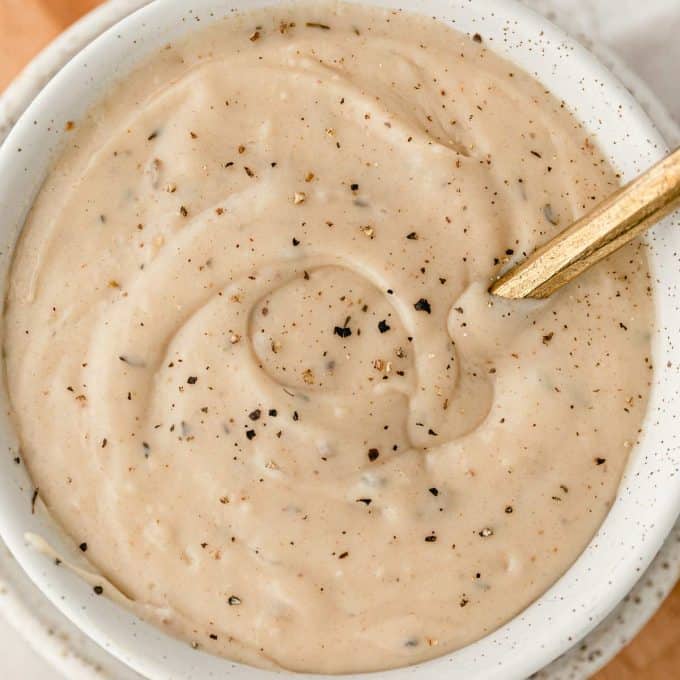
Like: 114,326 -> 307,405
414,298 -> 431,313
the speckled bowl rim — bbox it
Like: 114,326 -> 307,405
0,1 -> 678,679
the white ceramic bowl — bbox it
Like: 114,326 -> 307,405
0,1 -> 678,678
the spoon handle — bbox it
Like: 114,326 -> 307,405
490,146 -> 680,299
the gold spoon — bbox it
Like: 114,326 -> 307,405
490,146 -> 680,299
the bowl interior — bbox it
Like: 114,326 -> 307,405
0,1 -> 678,679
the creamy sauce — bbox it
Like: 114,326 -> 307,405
4,2 -> 654,673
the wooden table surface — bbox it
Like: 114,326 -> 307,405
1,1 -> 679,678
